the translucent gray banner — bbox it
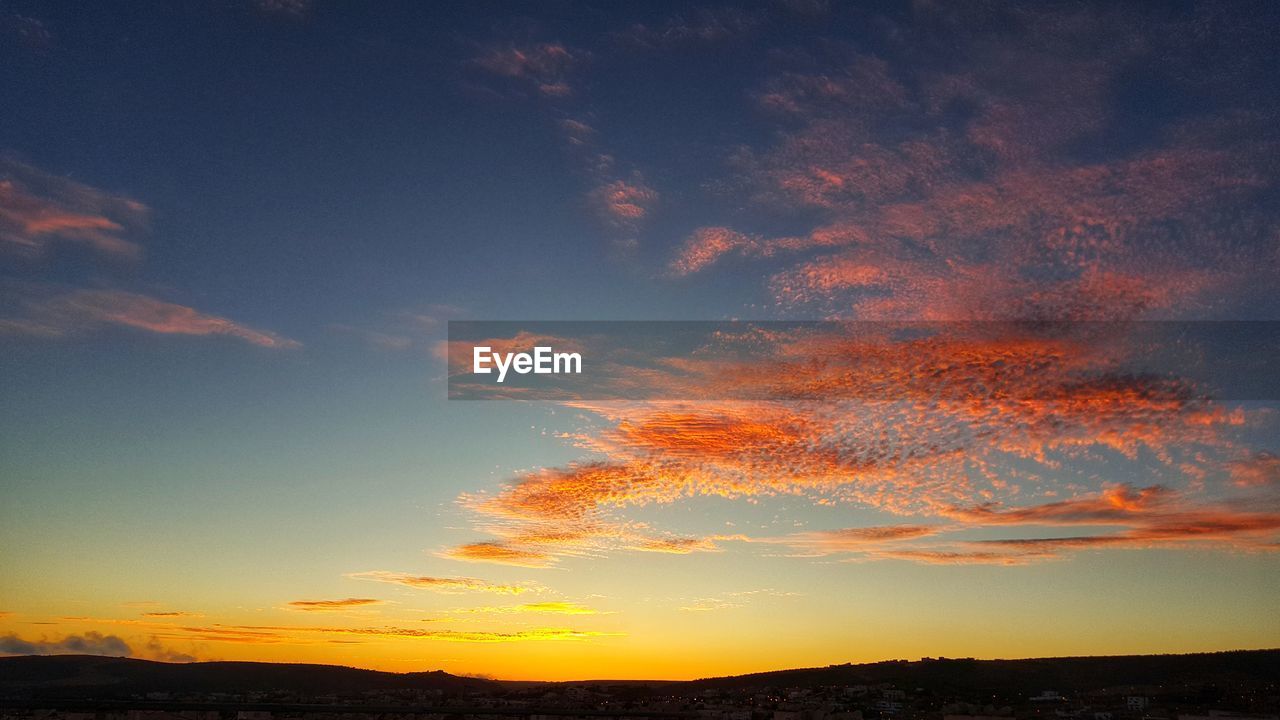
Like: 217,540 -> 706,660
446,321 -> 1280,402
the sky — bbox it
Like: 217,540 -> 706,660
1,0 -> 1279,681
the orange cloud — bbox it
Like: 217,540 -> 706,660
770,525 -> 944,556
625,536 -> 726,554
868,549 -> 1051,566
440,542 -> 558,568
447,6 -> 1279,574
669,227 -> 759,276
589,177 -> 658,243
1230,452 -> 1280,488
444,321 -> 1268,567
286,598 -> 384,612
592,179 -> 657,221
156,622 -> 615,645
942,485 -> 1180,527
141,611 -> 204,618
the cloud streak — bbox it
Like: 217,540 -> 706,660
2,288 -> 299,348
447,602 -> 604,616
286,598 -> 384,612
348,571 -> 534,595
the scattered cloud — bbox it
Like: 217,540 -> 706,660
589,177 -> 658,246
444,3 -> 1280,572
1230,452 -> 1280,488
466,32 -> 662,248
669,8 -> 1278,322
470,43 -> 579,99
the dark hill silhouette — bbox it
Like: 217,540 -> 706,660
677,649 -> 1280,695
0,654 -> 496,698
1,649 -> 1278,699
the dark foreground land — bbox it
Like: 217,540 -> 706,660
0,650 -> 1277,720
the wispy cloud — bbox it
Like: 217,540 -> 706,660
466,32 -> 662,248
1,159 -> 147,258
447,601 -> 604,616
766,525 -> 945,557
613,6 -> 762,49
286,598 -> 384,612
1,13 -> 53,50
679,588 -> 801,612
589,177 -> 658,246
1,287 -> 299,348
348,571 -> 534,595
469,43 -> 579,99
139,622 -> 615,646
254,0 -> 310,18
141,611 -> 204,618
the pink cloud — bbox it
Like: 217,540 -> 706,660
470,43 -> 578,98
1,159 -> 147,258
2,288 -> 299,349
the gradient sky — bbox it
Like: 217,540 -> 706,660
2,0 -> 1279,681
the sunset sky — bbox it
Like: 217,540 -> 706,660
2,1 -> 1279,681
